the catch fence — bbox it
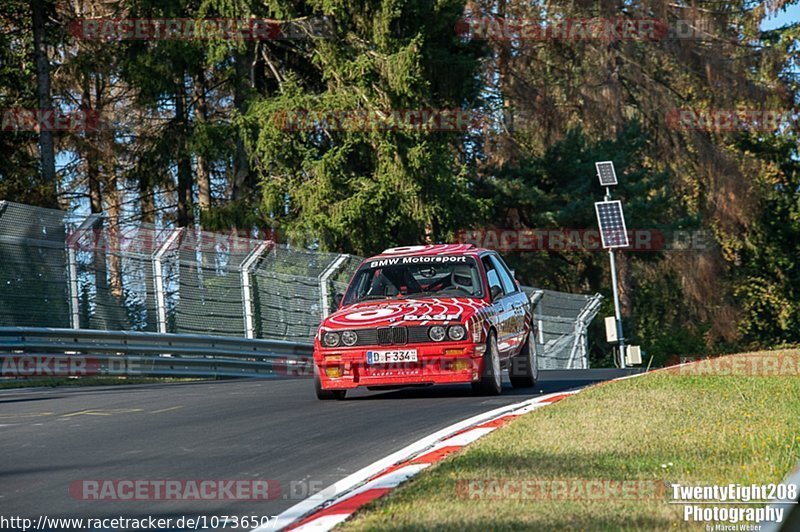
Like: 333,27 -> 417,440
0,201 -> 599,368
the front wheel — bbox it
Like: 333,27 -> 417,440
509,330 -> 538,388
472,332 -> 502,396
314,367 -> 346,400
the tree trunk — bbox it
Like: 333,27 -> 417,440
31,0 -> 57,198
175,79 -> 193,227
617,253 -> 633,319
231,50 -> 252,200
105,174 -> 123,299
139,176 -> 156,224
194,68 -> 211,217
82,76 -> 103,214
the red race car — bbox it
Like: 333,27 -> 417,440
313,244 -> 538,400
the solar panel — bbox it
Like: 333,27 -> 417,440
596,161 -> 618,186
594,200 -> 629,248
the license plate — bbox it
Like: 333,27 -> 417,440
366,349 -> 418,364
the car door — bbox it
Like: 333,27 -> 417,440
481,255 -> 515,356
489,254 -> 528,353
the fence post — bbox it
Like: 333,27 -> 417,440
567,294 -> 603,369
65,214 -> 102,329
240,240 -> 272,339
153,228 -> 183,334
67,248 -> 80,329
319,254 -> 349,318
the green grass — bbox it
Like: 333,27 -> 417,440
340,350 -> 800,531
0,376 -> 207,389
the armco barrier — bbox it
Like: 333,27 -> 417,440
0,327 -> 313,379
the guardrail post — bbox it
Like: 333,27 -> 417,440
153,228 -> 183,334
240,241 -> 272,339
319,254 -> 349,319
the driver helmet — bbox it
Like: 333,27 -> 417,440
451,264 -> 475,293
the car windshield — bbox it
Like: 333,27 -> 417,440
343,256 -> 484,304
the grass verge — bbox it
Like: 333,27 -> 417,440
340,350 -> 800,531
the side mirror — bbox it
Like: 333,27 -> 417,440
331,293 -> 343,313
490,285 -> 503,302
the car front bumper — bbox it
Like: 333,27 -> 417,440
314,342 -> 485,390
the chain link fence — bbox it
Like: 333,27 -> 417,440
0,201 -> 600,368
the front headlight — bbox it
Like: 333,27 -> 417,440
341,330 -> 358,346
322,331 -> 340,347
429,326 -> 446,342
447,325 -> 467,341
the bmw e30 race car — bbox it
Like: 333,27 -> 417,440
313,244 -> 538,400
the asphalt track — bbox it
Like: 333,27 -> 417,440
0,370 -> 638,529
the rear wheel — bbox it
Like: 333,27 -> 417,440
509,330 -> 538,388
314,367 -> 346,400
472,332 -> 502,396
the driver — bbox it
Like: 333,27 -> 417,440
450,264 -> 476,295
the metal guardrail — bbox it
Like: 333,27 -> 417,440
0,327 -> 314,380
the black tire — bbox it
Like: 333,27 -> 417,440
509,329 -> 538,388
472,332 -> 502,396
314,368 -> 346,400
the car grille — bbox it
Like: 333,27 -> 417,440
349,326 -> 431,346
376,326 -> 407,345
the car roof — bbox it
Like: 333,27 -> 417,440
364,244 -> 491,262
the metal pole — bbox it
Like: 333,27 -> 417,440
153,228 -> 183,334
67,247 -> 80,329
240,240 -> 271,339
319,254 -> 349,319
608,248 -> 626,368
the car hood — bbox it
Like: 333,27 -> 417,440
321,297 -> 490,330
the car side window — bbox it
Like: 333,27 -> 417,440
481,256 -> 505,295
490,255 -> 517,294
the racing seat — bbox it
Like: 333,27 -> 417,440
451,264 -> 478,295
